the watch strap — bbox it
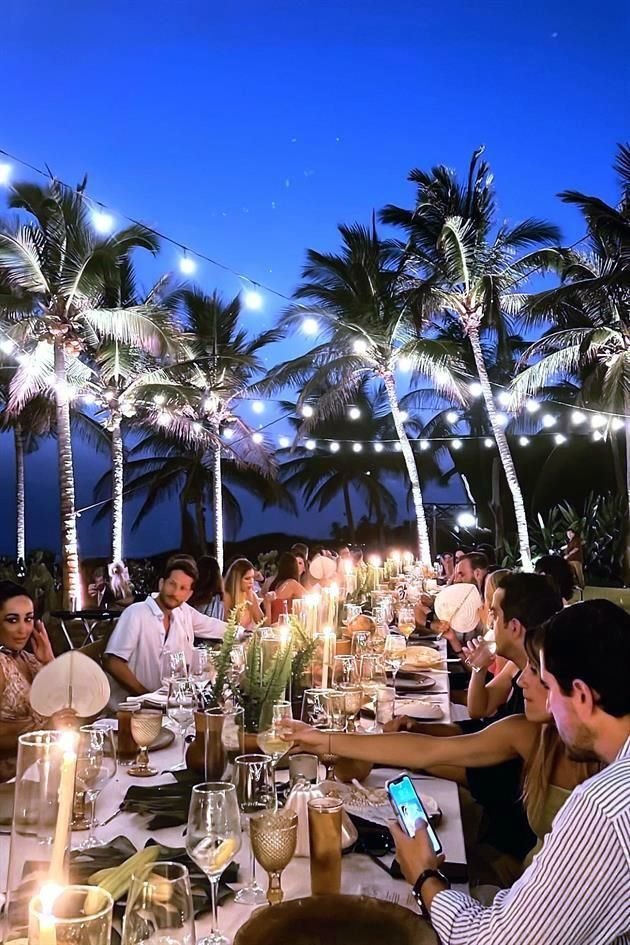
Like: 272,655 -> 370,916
412,868 -> 450,920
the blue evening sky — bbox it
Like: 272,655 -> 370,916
0,0 -> 628,557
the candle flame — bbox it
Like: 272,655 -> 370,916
58,730 -> 78,756
368,555 -> 382,567
40,883 -> 63,914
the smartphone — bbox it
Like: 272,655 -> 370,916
386,774 -> 443,853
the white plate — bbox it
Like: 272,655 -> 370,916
395,699 -> 443,720
30,651 -> 110,717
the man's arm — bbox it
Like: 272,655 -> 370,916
102,653 -> 148,696
185,603 -> 227,640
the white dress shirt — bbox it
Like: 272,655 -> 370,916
431,736 -> 630,945
105,594 -> 225,706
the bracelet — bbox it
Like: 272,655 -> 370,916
412,869 -> 450,920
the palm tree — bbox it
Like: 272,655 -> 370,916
384,150 -> 562,570
0,179 -> 165,607
262,222 -> 465,564
512,144 -> 630,561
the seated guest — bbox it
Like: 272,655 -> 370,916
389,599 -> 630,944
479,567 -> 510,630
264,552 -> 305,623
190,555 -> 225,619
535,554 -> 576,605
285,618 -> 598,871
0,581 -> 73,780
103,556 -> 225,706
453,552 -> 489,594
223,558 -> 264,629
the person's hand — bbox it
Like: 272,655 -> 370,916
49,708 -> 78,729
462,636 -> 493,671
383,715 -> 416,733
433,621 -> 461,650
389,818 -> 445,885
31,620 -> 55,664
280,719 -> 327,752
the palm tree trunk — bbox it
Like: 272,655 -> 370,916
212,439 -> 223,571
54,340 -> 81,609
469,329 -> 533,572
14,422 -> 25,564
195,500 -> 209,556
624,396 -> 630,582
342,482 -> 356,542
111,410 -> 124,563
382,371 -> 432,564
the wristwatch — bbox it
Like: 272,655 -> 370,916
412,869 -> 450,920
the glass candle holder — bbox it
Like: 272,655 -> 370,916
307,797 -> 343,895
28,885 -> 113,945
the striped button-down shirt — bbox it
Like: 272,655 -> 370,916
431,736 -> 630,944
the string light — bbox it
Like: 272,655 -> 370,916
305,439 -> 316,450
157,411 -> 169,426
496,412 -> 509,427
179,254 -> 196,275
518,436 -> 530,446
525,400 -> 540,414
278,435 -> 291,448
591,414 -> 607,429
252,401 -> 265,414
611,417 -> 625,432
420,440 -> 430,450
252,432 -> 264,444
352,339 -> 368,355
0,338 -> 15,354
374,442 -> 383,453
399,410 -> 409,422
352,443 -> 363,453
497,391 -> 511,407
302,317 -> 319,335
394,442 -> 402,452
91,210 -> 114,234
0,162 -> 11,185
571,410 -> 586,425
457,512 -> 476,528
348,407 -> 361,420
192,422 -> 202,434
398,356 -> 412,372
554,433 -> 567,445
469,381 -> 482,397
541,414 -> 556,428
301,404 -> 314,418
330,441 -> 340,452
243,289 -> 263,310
222,428 -> 234,440
451,439 -> 463,450
484,438 -> 494,448
592,431 -> 604,442
446,411 -> 458,424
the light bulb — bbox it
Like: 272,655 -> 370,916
330,441 -> 340,453
590,414 -> 607,429
484,437 -> 494,448
302,316 -> 318,335
469,381 -> 482,397
0,338 -> 15,354
179,256 -> 196,275
592,430 -> 604,442
496,412 -> 509,427
398,410 -> 409,422
0,163 -> 11,186
92,210 -> 114,234
222,428 -> 234,440
451,438 -> 463,450
541,414 -> 556,428
153,393 -> 165,406
420,440 -> 430,451
252,401 -> 264,414
352,443 -> 362,453
352,338 -> 368,355
305,439 -> 316,450
301,404 -> 314,418
611,417 -> 625,432
497,391 -> 511,407
446,411 -> 458,424
519,436 -> 530,446
554,433 -> 567,445
394,442 -> 402,452
374,442 -> 383,453
278,436 -> 291,448
103,390 -> 115,402
457,512 -> 476,528
348,406 -> 361,420
571,410 -> 586,425
525,399 -> 540,414
398,356 -> 412,372
243,289 -> 263,310
252,432 -> 264,444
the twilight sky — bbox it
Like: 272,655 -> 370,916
0,0 -> 628,558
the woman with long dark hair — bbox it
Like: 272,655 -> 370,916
265,552 -> 305,623
190,556 -> 225,619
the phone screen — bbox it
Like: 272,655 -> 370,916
387,775 -> 442,853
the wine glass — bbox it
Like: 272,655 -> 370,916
341,686 -> 363,733
359,655 -> 387,733
186,783 -> 242,945
341,603 -> 362,627
128,709 -> 163,777
229,644 -> 245,684
233,754 -> 276,905
122,861 -> 195,945
75,725 -> 117,849
190,647 -> 213,692
256,702 -> 294,773
332,655 -> 358,689
167,679 -> 196,771
397,604 -> 416,639
382,633 -> 407,696
318,692 -> 346,779
250,810 -> 298,905
300,688 -> 329,726
350,631 -> 371,659
467,627 -> 498,673
160,650 -> 187,687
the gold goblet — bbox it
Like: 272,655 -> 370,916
128,709 -> 163,777
250,810 -> 298,905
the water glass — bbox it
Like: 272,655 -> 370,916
29,885 -> 113,945
359,656 -> 387,732
376,687 -> 396,726
300,688 -> 330,726
342,603 -> 362,626
75,724 -> 117,849
332,655 -> 358,688
233,754 -> 276,905
186,783 -> 242,945
190,647 -> 213,691
342,686 -> 363,732
167,679 -> 196,771
350,631 -> 371,659
250,810 -> 298,905
160,649 -> 187,686
122,861 -> 195,945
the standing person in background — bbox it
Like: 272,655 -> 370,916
223,558 -> 264,628
190,555 -> 225,619
291,542 -> 309,586
563,528 -> 584,588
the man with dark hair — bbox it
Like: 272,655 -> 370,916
453,552 -> 489,592
535,553 -> 576,603
391,599 -> 630,944
104,554 -> 225,706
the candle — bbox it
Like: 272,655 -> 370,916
49,733 -> 77,885
320,627 -> 335,689
391,550 -> 402,575
37,884 -> 61,945
304,593 -> 320,638
328,583 -> 339,627
278,624 -> 292,701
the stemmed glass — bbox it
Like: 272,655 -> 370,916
167,679 -> 196,771
128,709 -> 163,777
341,603 -> 361,627
341,686 -> 363,733
190,647 -> 213,692
351,631 -> 371,659
122,861 -> 195,945
332,655 -> 358,689
300,688 -> 329,726
160,650 -> 187,687
397,605 -> 416,639
383,633 -> 407,697
233,754 -> 276,905
359,655 -> 387,732
256,701 -> 295,776
250,810 -> 298,905
186,783 -> 242,945
75,725 -> 117,849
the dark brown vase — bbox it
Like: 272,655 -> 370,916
186,710 -> 226,778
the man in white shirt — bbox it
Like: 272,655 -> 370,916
103,555 -> 225,707
390,599 -> 630,945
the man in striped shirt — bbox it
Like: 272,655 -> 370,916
391,599 -> 630,944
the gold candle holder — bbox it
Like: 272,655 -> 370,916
250,810 -> 298,905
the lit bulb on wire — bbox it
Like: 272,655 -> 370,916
243,289 -> 263,310
92,210 -> 114,234
179,255 -> 196,275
